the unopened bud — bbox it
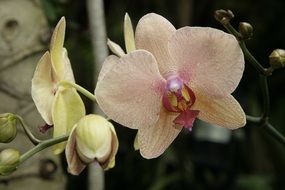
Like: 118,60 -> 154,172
239,22 -> 253,40
65,114 -> 118,175
214,9 -> 234,24
269,49 -> 285,69
0,113 -> 17,143
0,148 -> 20,175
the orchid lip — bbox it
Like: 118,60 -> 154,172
162,76 -> 199,130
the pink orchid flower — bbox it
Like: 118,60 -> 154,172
95,13 -> 246,159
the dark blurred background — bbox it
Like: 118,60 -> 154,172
39,0 -> 285,189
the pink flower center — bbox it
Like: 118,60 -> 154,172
162,76 -> 199,131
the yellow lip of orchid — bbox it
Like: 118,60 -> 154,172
31,17 -> 85,154
65,114 -> 118,175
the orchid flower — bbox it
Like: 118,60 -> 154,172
95,13 -> 246,159
32,17 -> 85,154
65,114 -> 118,175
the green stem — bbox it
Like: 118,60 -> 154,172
15,115 -> 41,145
19,135 -> 69,164
264,123 -> 285,145
260,75 -> 270,119
239,42 -> 269,76
246,115 -> 262,123
222,23 -> 270,76
223,23 -> 242,39
59,81 -> 96,102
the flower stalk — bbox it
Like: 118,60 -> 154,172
58,81 -> 96,102
216,9 -> 285,145
19,134 -> 69,164
15,115 -> 41,145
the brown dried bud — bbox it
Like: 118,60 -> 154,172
269,49 -> 285,69
214,9 -> 234,24
239,22 -> 253,40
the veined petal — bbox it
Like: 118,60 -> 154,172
192,91 -> 246,129
138,108 -> 182,159
135,13 -> 176,77
96,121 -> 118,170
95,50 -> 166,129
97,55 -> 119,83
50,17 -> 66,79
169,27 -> 244,97
52,87 -> 85,154
65,125 -> 86,175
124,13 -> 136,53
31,52 -> 54,125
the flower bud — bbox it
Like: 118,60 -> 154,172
214,9 -> 234,25
269,49 -> 285,69
65,114 -> 118,175
239,22 -> 253,40
0,113 -> 17,143
0,148 -> 20,175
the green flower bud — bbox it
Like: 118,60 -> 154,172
0,148 -> 20,175
269,49 -> 285,69
0,113 -> 17,143
239,22 -> 253,40
214,9 -> 234,25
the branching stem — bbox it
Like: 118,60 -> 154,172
219,19 -> 285,146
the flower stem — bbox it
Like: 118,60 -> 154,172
19,135 -> 69,164
239,42 -> 270,76
246,115 -> 262,123
59,81 -> 96,102
264,123 -> 285,145
223,23 -> 242,39
216,13 -> 285,145
259,75 -> 270,120
15,115 -> 41,145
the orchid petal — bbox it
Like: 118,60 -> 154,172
97,55 -> 119,83
61,48 -> 75,83
169,27 -> 244,96
107,39 -> 125,57
124,13 -> 136,53
65,126 -> 86,175
138,108 -> 182,159
31,52 -> 54,125
192,92 -> 246,129
135,13 -> 176,77
76,115 -> 113,164
50,17 -> 67,79
95,50 -> 166,129
99,122 -> 118,170
52,87 -> 85,154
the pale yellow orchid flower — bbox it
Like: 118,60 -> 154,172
65,114 -> 118,175
32,17 -> 85,154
